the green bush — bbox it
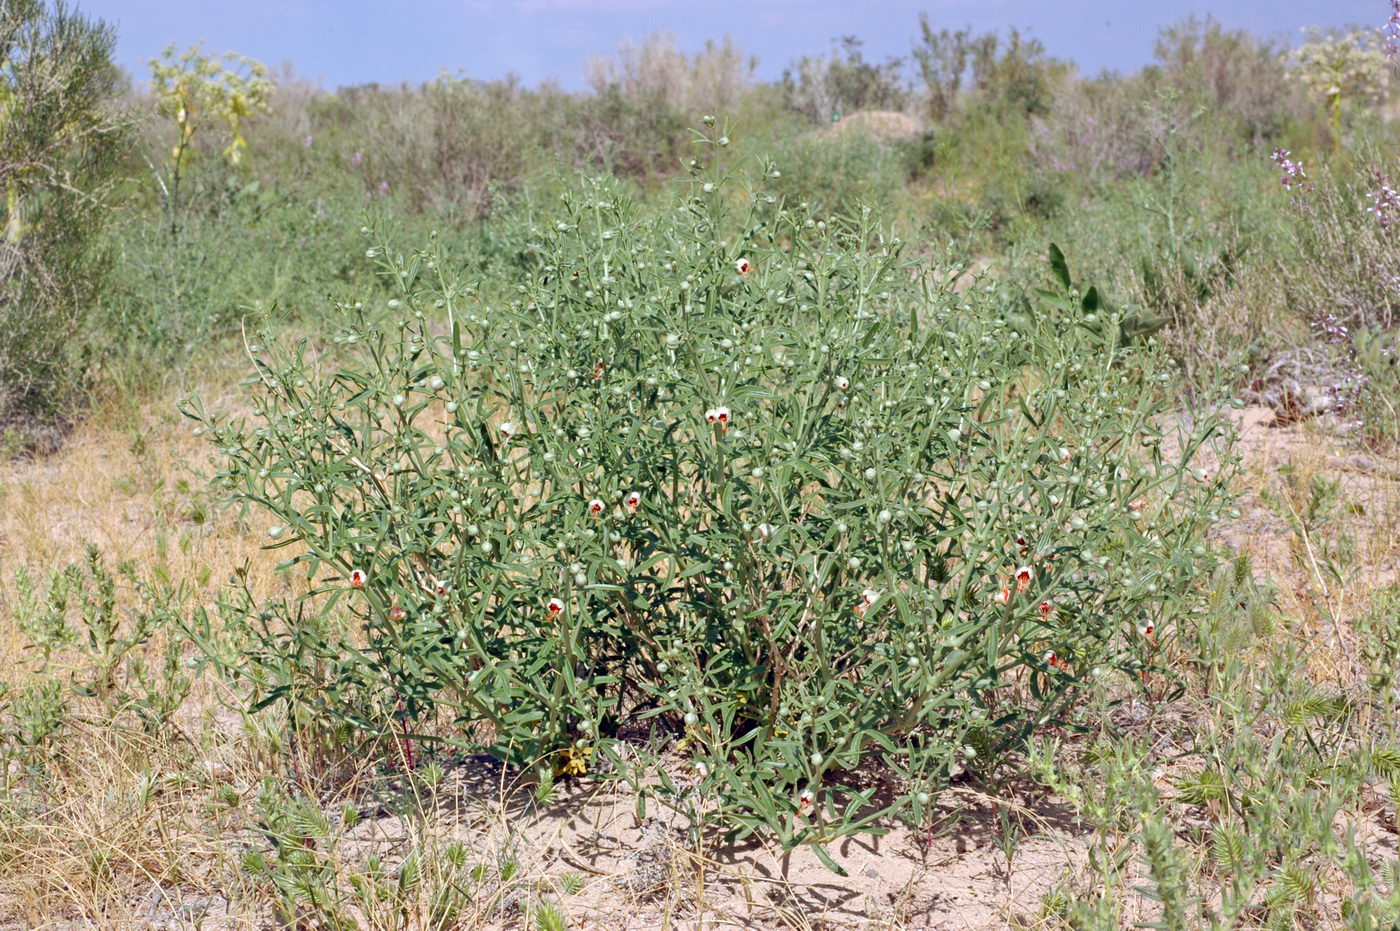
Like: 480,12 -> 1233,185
99,186 -> 394,379
762,131 -> 906,224
185,133 -> 1234,863
0,0 -> 125,442
782,37 -> 908,124
1274,148 -> 1400,333
1030,102 -> 1286,385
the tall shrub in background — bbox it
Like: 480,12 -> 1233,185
1289,28 -> 1388,150
147,43 -> 272,237
783,37 -> 908,123
0,0 -> 124,443
584,32 -> 755,116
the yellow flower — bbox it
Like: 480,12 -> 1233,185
554,745 -> 593,778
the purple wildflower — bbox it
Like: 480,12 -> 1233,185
1367,179 -> 1400,226
351,151 -> 363,166
1313,310 -> 1350,346
379,180 -> 390,195
1386,0 -> 1400,58
303,135 -> 314,148
1271,148 -> 1307,189
1306,308 -> 1370,419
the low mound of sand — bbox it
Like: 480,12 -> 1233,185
819,109 -> 921,142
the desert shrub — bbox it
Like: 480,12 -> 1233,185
0,0 -> 125,442
184,130 -> 1233,863
550,83 -> 690,181
902,31 -> 1070,241
1288,27 -> 1389,148
385,74 -> 540,219
911,22 -> 1065,126
1030,30 -> 1297,192
1028,74 -> 1158,183
286,76 -> 540,221
783,37 -> 908,124
963,28 -> 1062,119
265,76 -> 690,214
1148,17 -> 1303,151
97,184 -> 405,386
584,32 -> 755,116
911,18 -> 974,123
1029,95 -> 1292,385
761,131 -> 905,222
917,101 -> 1048,246
144,43 -> 273,237
1274,148 -> 1400,333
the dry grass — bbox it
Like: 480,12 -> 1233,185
1218,406 -> 1400,685
0,363 -> 289,615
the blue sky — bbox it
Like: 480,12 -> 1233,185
95,0 -> 1383,90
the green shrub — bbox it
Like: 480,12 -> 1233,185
0,0 -> 125,441
782,36 -> 907,124
762,131 -> 905,223
185,132 -> 1234,863
145,43 -> 273,238
1031,104 -> 1284,385
99,186 -> 391,377
1274,148 -> 1400,333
